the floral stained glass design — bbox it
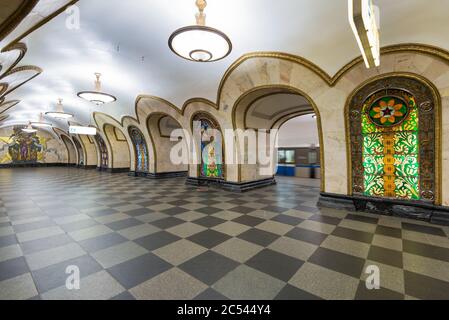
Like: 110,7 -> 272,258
198,117 -> 223,179
95,135 -> 108,169
362,90 -> 420,200
129,127 -> 148,173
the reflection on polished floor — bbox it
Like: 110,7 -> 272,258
0,168 -> 449,300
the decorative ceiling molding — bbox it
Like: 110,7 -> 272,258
0,99 -> 20,115
0,114 -> 9,123
0,42 -> 27,76
217,43 -> 449,108
1,0 -> 80,48
0,0 -> 39,42
0,65 -> 42,98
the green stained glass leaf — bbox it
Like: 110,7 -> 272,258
364,175 -> 384,197
394,132 -> 419,154
363,155 -> 384,175
395,175 -> 420,200
363,133 -> 384,155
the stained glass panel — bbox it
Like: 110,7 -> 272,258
361,90 -> 420,200
198,117 -> 223,179
95,135 -> 108,169
129,127 -> 149,173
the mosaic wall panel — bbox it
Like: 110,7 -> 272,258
193,113 -> 224,179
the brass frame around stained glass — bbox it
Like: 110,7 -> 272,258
347,75 -> 438,203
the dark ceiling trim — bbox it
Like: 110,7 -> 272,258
0,0 -> 39,42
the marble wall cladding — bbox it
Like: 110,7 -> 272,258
147,115 -> 188,174
219,50 -> 449,204
91,48 -> 449,205
103,125 -> 130,169
62,136 -> 77,164
79,135 -> 97,167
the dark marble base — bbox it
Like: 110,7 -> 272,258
318,192 -> 449,226
186,177 -> 277,193
128,171 -> 188,179
0,163 -> 75,169
147,171 -> 188,179
106,168 -> 130,174
79,165 -> 97,170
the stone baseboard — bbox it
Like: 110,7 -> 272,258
318,192 -> 449,226
0,163 -> 75,169
147,171 -> 188,179
186,177 -> 277,193
80,165 -> 97,170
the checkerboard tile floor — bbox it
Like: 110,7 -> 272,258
1,168 -> 449,300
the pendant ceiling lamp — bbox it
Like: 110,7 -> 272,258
77,73 -> 117,105
22,122 -> 37,133
45,98 -> 74,120
168,0 -> 232,62
31,113 -> 52,128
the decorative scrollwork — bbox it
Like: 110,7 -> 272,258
419,101 -> 433,113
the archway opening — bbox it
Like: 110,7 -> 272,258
276,114 -> 321,188
233,86 -> 324,191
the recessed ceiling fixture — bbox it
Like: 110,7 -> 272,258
22,122 -> 37,134
77,73 -> 117,105
348,0 -> 380,68
31,113 -> 52,128
45,98 -> 74,120
168,0 -> 232,62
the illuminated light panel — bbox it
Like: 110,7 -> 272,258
348,0 -> 380,68
69,126 -> 97,135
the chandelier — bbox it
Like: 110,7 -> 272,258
77,73 -> 117,105
45,98 -> 74,120
31,113 -> 52,128
168,0 -> 232,62
22,122 -> 37,133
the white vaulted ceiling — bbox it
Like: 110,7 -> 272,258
2,0 -> 449,129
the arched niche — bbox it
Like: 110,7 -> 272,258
72,136 -> 85,166
347,74 -> 441,205
128,126 -> 149,175
95,134 -> 109,170
61,135 -> 76,165
103,124 -> 131,171
146,113 -> 188,177
191,112 -> 225,180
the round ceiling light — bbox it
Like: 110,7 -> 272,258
168,0 -> 232,62
77,73 -> 117,105
31,113 -> 52,128
45,98 -> 74,120
22,122 -> 37,133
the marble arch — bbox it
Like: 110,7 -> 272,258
89,44 -> 449,207
217,43 -> 449,201
93,112 -> 131,172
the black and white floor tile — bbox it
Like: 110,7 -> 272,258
0,168 -> 448,300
